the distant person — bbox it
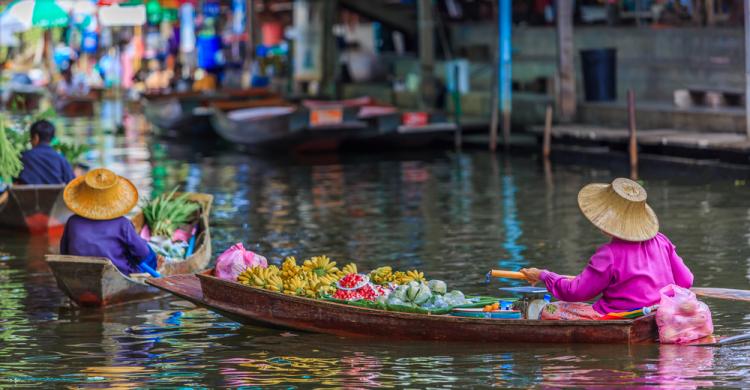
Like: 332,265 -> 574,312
16,120 -> 75,185
56,68 -> 90,97
521,178 -> 694,320
60,168 -> 162,276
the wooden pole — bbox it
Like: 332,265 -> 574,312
542,104 -> 553,159
488,1 -> 500,152
745,0 -> 750,138
556,0 -> 577,122
627,89 -> 639,180
243,0 -> 256,87
452,64 -> 463,149
418,0 -> 436,109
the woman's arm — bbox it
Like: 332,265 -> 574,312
667,241 -> 693,288
536,246 -> 614,302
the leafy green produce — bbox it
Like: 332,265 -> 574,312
53,141 -> 89,165
141,188 -> 200,237
0,115 -> 23,183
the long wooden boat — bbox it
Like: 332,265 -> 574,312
212,105 -> 371,153
46,193 -> 213,307
147,271 -> 658,344
0,184 -> 72,235
142,88 -> 276,139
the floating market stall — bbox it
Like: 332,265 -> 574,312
147,257 -> 658,344
46,192 -> 213,307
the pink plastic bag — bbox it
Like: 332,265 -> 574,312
215,243 -> 268,281
656,284 -> 713,344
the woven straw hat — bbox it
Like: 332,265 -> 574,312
578,178 -> 659,242
63,168 -> 138,220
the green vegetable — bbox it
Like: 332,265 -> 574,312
428,280 -> 447,295
141,187 -> 200,237
53,141 -> 89,165
0,115 -> 23,183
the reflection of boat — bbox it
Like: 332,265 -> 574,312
56,95 -> 96,117
212,105 -> 369,153
46,193 -> 213,307
0,184 -> 72,235
148,271 -> 659,344
142,89 -> 276,139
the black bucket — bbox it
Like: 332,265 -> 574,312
580,48 -> 617,101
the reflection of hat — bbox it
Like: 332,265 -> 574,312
63,168 -> 138,220
578,178 -> 659,242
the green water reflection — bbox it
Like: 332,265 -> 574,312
0,102 -> 748,387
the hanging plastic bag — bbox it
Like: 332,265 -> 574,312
215,243 -> 268,281
656,284 -> 713,344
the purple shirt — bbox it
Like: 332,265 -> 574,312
17,144 -> 75,185
541,233 -> 694,315
60,215 -> 152,275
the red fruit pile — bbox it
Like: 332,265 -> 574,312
333,274 -> 386,301
338,273 -> 366,289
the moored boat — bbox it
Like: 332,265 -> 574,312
0,184 -> 72,235
46,193 -> 213,307
142,89 -> 277,139
212,105 -> 370,153
147,271 -> 658,344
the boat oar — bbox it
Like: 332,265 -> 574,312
691,287 -> 750,303
690,332 -> 750,347
485,269 -> 575,283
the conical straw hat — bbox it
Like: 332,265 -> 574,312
63,168 -> 139,220
578,178 -> 659,242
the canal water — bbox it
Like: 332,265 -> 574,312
0,104 -> 749,387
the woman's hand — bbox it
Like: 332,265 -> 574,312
520,268 -> 543,286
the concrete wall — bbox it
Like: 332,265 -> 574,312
451,25 -> 745,102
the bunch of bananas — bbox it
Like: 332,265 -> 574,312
341,263 -> 358,276
281,256 -> 302,280
237,265 -> 284,292
369,266 -> 394,285
393,270 -> 425,284
302,255 -> 339,277
283,275 -> 307,296
305,274 -> 337,298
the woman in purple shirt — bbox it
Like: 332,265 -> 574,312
521,178 -> 694,320
60,168 -> 160,276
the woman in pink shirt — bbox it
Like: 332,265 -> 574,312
520,178 -> 694,320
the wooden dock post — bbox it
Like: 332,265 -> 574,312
627,89 -> 639,180
556,0 -> 577,122
542,105 -> 553,160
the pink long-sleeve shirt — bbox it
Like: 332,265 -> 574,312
540,233 -> 694,315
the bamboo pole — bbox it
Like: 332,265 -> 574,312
627,89 -> 639,180
542,104 -> 553,160
556,0 -> 576,122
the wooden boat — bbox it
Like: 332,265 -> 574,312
0,184 -> 72,235
55,95 -> 96,117
147,271 -> 658,344
142,88 -> 276,139
45,193 -> 213,307
212,104 -> 370,153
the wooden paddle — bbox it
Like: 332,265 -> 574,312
489,269 -> 750,303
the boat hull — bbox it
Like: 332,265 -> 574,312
46,193 -> 213,307
56,97 -> 96,117
0,185 -> 72,235
148,272 -> 658,344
